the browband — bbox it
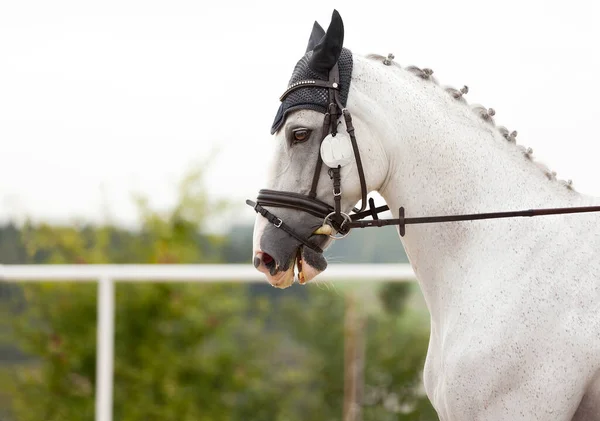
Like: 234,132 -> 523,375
279,79 -> 340,102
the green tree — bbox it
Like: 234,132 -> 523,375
1,164 -> 438,421
3,166 -> 279,421
362,284 -> 438,421
272,282 -> 438,421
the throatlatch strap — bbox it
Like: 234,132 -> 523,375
342,109 -> 367,213
350,200 -> 390,221
246,200 -> 324,253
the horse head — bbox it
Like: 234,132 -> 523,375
247,9 -> 585,293
247,10 -> 388,288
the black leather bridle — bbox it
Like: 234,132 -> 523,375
247,60 -> 600,254
246,62 -> 387,253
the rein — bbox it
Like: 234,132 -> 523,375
345,201 -> 600,237
247,56 -> 600,251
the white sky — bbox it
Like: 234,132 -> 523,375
1,0 -> 599,228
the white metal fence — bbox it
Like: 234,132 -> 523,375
0,263 -> 416,421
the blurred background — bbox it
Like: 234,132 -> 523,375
1,1 -> 598,420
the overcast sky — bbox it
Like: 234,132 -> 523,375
1,0 -> 599,228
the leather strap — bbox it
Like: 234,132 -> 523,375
309,63 -> 341,199
309,112 -> 331,199
330,166 -> 342,215
257,189 -> 334,218
254,189 -> 348,234
350,200 -> 390,221
246,200 -> 324,253
279,79 -> 340,102
342,109 -> 368,213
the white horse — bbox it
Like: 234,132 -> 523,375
249,10 -> 600,420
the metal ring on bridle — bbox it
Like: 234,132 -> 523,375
323,211 -> 352,239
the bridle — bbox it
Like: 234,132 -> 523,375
246,62 -> 385,254
247,59 -> 600,254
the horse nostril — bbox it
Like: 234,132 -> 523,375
254,252 -> 278,274
261,253 -> 278,275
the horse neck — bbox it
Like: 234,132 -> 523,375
350,55 -> 587,318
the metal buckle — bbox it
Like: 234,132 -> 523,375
333,188 -> 342,197
323,211 -> 352,239
273,218 -> 283,228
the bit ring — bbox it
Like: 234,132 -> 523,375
323,211 -> 352,239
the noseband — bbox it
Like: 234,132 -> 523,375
246,62 -> 386,253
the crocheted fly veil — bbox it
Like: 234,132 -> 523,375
271,20 -> 353,134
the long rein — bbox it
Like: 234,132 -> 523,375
343,198 -> 600,237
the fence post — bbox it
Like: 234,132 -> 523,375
95,275 -> 115,421
343,291 -> 366,421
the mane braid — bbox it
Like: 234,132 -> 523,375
364,53 -> 576,192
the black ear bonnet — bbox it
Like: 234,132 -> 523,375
270,12 -> 353,134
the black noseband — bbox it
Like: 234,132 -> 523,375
253,189 -> 335,219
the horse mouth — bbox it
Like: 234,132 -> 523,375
296,248 -> 306,284
293,246 -> 326,285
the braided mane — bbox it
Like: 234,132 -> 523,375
365,53 -> 575,191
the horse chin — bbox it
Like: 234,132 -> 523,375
297,246 -> 328,284
268,266 -> 295,289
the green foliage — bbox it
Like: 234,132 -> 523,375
1,167 -> 280,421
0,223 -> 27,264
363,285 -> 437,420
111,283 -> 276,421
0,165 -> 438,420
7,282 -> 98,421
272,283 -> 437,421
6,282 -> 284,421
273,287 -> 346,421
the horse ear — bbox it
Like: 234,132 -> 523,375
308,9 -> 344,75
306,21 -> 326,52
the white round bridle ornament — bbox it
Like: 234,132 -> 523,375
320,132 -> 354,168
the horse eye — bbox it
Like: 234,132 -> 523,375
292,129 -> 311,143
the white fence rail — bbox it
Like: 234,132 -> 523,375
0,264 -> 416,421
